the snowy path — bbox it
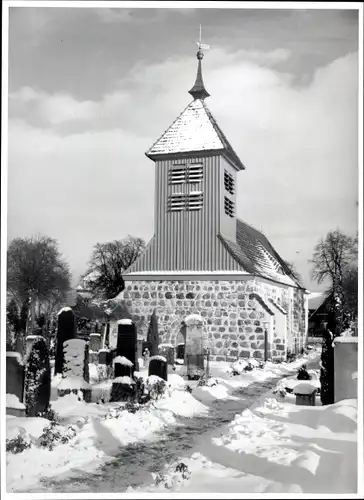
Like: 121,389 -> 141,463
23,372 -> 301,493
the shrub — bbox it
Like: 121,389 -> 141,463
297,364 -> 311,380
6,434 -> 31,454
37,421 -> 77,450
197,377 -> 218,387
24,338 -> 51,417
146,377 -> 166,400
175,462 -> 191,480
184,384 -> 192,393
36,404 -> 59,422
124,401 -> 141,414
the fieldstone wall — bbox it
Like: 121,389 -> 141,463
122,279 -> 306,362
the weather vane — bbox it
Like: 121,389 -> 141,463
195,24 -> 210,52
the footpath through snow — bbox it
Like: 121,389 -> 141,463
6,348 -> 345,494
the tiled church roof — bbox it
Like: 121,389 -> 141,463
219,219 -> 302,288
146,99 -> 245,171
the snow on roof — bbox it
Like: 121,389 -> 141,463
308,292 -> 327,311
218,220 -> 302,288
147,99 -> 224,156
117,319 -> 133,326
146,99 -> 244,171
113,356 -> 134,367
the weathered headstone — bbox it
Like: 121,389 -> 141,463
57,339 -> 91,402
98,348 -> 113,379
184,314 -> 204,380
54,307 -> 77,375
89,333 -> 101,364
148,355 -> 168,381
24,337 -> 51,417
6,352 -> 25,405
89,333 -> 101,352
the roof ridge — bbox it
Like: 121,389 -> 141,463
202,101 -> 245,170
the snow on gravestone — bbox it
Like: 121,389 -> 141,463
293,382 -> 317,406
55,307 -> 77,376
57,339 -> 91,402
148,355 -> 168,381
116,319 -> 137,372
111,356 -> 135,402
184,314 -> 204,380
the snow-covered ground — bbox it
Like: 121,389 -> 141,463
7,348 -> 347,494
134,397 -> 357,494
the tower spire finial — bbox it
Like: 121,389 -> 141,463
188,25 -> 210,101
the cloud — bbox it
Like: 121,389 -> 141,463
7,47 -> 358,288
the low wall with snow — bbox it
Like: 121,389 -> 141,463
334,337 -> 358,403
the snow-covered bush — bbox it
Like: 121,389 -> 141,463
184,384 -> 192,393
145,375 -> 167,401
24,337 -> 51,417
37,421 -> 77,451
197,376 -> 219,387
36,404 -> 59,422
229,358 -> 264,376
297,364 -> 311,380
6,434 -> 31,454
152,462 -> 191,489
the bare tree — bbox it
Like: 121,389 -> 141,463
310,229 -> 358,334
86,236 -> 145,299
7,234 -> 71,335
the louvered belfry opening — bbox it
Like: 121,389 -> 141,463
168,161 -> 204,212
224,196 -> 235,217
224,170 -> 235,195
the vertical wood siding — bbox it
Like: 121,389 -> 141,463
128,153 -> 243,272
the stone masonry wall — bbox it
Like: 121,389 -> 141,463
122,279 -> 307,362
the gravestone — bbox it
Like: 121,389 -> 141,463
116,319 -> 137,374
54,307 -> 77,375
158,344 -> 175,365
148,355 -> 168,381
57,339 -> 91,402
89,333 -> 101,364
184,314 -> 204,380
6,352 -> 25,405
89,333 -> 101,352
24,337 -> 51,417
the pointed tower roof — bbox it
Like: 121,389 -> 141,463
146,41 -> 245,171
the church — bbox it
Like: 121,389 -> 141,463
120,43 -> 308,362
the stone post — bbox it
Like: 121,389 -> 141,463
184,314 -> 204,380
334,336 -> 358,402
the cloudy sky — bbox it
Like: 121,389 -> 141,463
7,5 -> 359,291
